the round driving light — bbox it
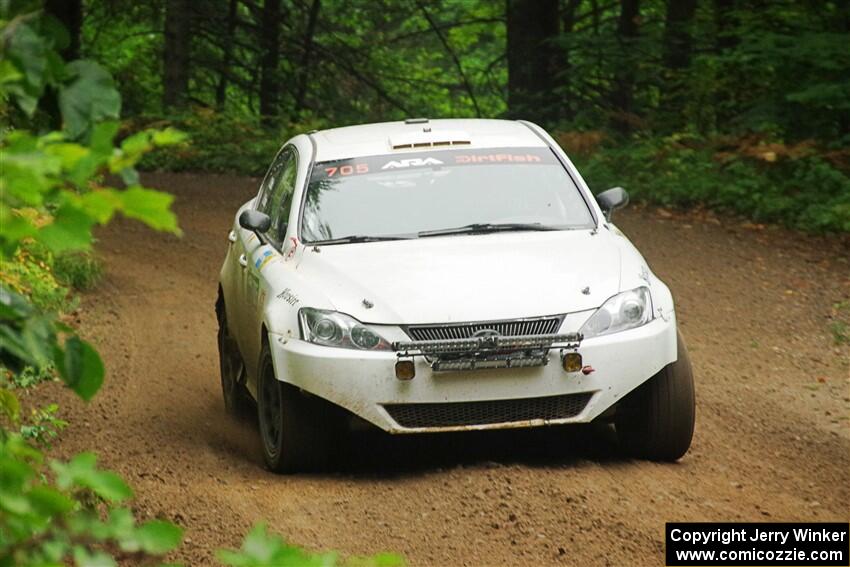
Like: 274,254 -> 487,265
620,299 -> 643,322
351,325 -> 380,349
314,318 -> 339,341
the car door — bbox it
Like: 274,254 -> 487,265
238,146 -> 299,377
232,149 -> 286,361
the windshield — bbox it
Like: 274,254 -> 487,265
300,147 -> 595,243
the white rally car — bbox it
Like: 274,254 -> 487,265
216,119 -> 695,473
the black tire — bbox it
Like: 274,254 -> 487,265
256,339 -> 336,473
216,299 -> 252,417
615,330 -> 695,461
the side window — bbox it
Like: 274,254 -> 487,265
265,147 -> 298,246
256,149 -> 285,213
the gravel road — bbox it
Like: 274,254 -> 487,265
44,173 -> 849,566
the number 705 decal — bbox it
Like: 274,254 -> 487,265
325,163 -> 369,177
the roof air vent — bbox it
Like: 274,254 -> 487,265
389,129 -> 471,150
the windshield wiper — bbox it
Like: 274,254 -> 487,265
418,222 -> 558,238
309,235 -> 413,245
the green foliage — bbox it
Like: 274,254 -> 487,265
53,251 -> 104,291
86,0 -> 848,233
1,10 -> 185,566
2,10 -> 401,567
59,60 -> 122,140
19,403 -> 67,447
830,300 -> 850,345
574,135 -> 850,233
0,285 -> 102,401
218,524 -> 404,567
136,110 -> 293,175
0,435 -> 182,566
5,364 -> 55,390
0,122 -> 182,255
0,246 -> 72,313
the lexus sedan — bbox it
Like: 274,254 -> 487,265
216,118 -> 695,473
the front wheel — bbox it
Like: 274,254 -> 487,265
216,301 -> 252,417
256,339 -> 336,473
615,331 -> 695,461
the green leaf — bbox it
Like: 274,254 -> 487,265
0,389 -> 21,422
89,121 -> 120,156
78,189 -> 123,224
152,128 -> 188,146
119,187 -> 180,233
86,470 -> 131,502
102,507 -> 135,539
0,285 -> 34,320
0,147 -> 62,206
217,524 -> 334,567
0,59 -> 23,85
0,310 -> 57,370
134,520 -> 183,554
0,208 -> 37,250
120,131 -> 153,157
120,167 -> 140,186
27,485 -> 74,515
5,23 -> 48,112
51,452 -> 133,502
73,546 -> 117,567
37,203 -> 96,253
45,142 -> 90,170
0,487 -> 32,515
54,336 -> 104,401
58,60 -> 121,140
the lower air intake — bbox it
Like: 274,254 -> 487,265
383,392 -> 593,429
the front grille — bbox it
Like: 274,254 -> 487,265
405,316 -> 562,342
383,392 -> 593,429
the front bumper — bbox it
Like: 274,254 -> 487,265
269,313 -> 677,433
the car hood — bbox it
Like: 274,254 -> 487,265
295,230 -> 622,325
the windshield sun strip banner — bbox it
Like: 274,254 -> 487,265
309,147 -> 559,183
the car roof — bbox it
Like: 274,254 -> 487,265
309,119 -> 547,162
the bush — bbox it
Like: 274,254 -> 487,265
135,109 -> 321,175
573,134 -> 850,233
54,251 -> 104,292
0,247 -> 72,314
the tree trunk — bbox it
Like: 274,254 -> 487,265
216,0 -> 240,109
662,0 -> 698,71
294,0 -> 321,116
506,0 -> 559,124
43,0 -> 82,129
610,0 -> 640,134
259,0 -> 282,127
714,0 -> 737,52
836,0 -> 850,136
163,0 -> 191,111
560,0 -> 581,122
45,0 -> 82,60
659,0 -> 698,131
713,0 -> 737,127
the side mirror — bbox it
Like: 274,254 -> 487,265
595,187 -> 629,222
239,209 -> 271,236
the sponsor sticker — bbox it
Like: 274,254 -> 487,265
310,147 -> 557,183
254,249 -> 276,270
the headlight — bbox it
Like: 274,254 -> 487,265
299,308 -> 391,350
579,287 -> 652,338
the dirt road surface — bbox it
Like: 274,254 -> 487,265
40,173 -> 850,566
